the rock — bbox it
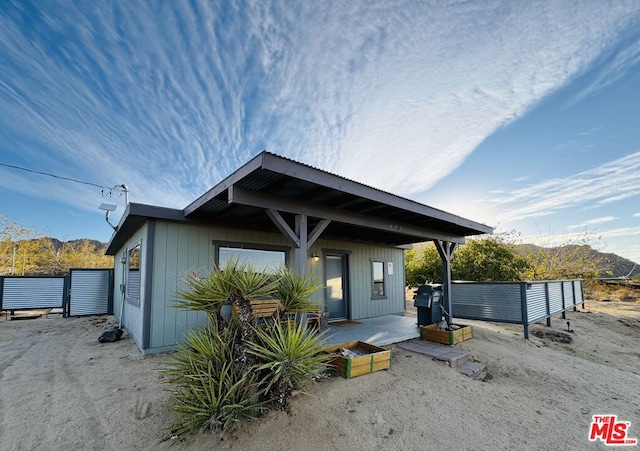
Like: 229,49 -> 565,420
98,327 -> 123,343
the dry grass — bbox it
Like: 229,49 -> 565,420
585,281 -> 640,303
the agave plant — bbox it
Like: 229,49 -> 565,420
246,318 -> 330,411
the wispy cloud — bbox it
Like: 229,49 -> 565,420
489,152 -> 640,222
1,0 -> 639,217
568,216 -> 618,229
634,213 -> 640,218
573,31 -> 640,102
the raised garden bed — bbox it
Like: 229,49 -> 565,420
323,341 -> 391,379
420,324 -> 473,345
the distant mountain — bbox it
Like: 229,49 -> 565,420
48,238 -> 107,252
514,243 -> 639,279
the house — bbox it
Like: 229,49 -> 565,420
105,152 -> 492,354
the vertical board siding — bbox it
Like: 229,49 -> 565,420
451,283 -> 522,322
1,277 -> 66,309
146,221 -> 407,351
309,239 -> 405,320
113,223 -> 147,350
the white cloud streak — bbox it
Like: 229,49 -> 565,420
568,216 -> 618,229
490,152 -> 640,222
0,0 -> 639,217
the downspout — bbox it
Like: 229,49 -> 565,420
118,250 -> 127,330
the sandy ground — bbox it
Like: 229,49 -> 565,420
1,298 -> 639,451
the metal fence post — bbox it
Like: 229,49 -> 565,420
520,282 -> 529,339
545,282 -> 551,327
561,281 -> 566,320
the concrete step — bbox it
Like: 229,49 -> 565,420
447,352 -> 471,368
457,361 -> 486,378
397,339 -> 471,367
397,339 -> 483,377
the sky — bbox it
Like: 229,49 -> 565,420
1,1 -> 639,263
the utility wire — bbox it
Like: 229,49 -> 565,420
0,161 -> 110,190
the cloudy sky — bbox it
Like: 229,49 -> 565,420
1,1 -> 639,263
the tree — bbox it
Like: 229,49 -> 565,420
451,237 -> 529,282
0,214 -> 40,275
405,243 -> 443,287
405,232 -> 529,285
1,214 -> 113,276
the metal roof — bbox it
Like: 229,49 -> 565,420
106,151 -> 493,255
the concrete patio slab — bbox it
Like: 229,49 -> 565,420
322,314 -> 420,346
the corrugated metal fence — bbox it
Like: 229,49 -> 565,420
0,269 -> 113,317
451,280 -> 584,338
0,276 -> 68,310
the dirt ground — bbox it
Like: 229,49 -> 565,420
1,294 -> 639,451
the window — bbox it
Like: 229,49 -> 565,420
217,244 -> 286,273
126,244 -> 141,306
372,260 -> 385,298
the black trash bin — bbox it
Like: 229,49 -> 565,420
413,284 -> 443,326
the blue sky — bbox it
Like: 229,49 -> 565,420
1,1 -> 639,263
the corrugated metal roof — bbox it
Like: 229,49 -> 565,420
106,151 -> 493,254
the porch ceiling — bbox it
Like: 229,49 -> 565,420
183,152 -> 492,246
106,152 -> 493,255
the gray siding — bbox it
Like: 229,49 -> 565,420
113,223 -> 148,350
308,239 -> 405,320
145,221 -> 406,352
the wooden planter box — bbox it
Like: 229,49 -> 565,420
420,324 -> 473,345
323,341 -> 391,379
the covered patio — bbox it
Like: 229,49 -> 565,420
323,314 -> 420,346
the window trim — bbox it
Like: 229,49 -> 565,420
212,240 -> 290,269
371,260 -> 387,300
125,242 -> 141,306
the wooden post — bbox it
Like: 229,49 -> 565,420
435,240 -> 457,326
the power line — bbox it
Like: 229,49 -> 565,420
0,162 -> 110,190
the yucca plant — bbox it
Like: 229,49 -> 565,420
176,261 -> 279,319
275,266 -> 323,314
247,318 -> 330,411
164,323 -> 267,440
176,260 -> 280,368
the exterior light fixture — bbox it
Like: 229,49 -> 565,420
312,253 -> 320,262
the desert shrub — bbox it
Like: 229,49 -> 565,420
163,323 -> 266,439
165,262 -> 328,440
247,318 -> 330,411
